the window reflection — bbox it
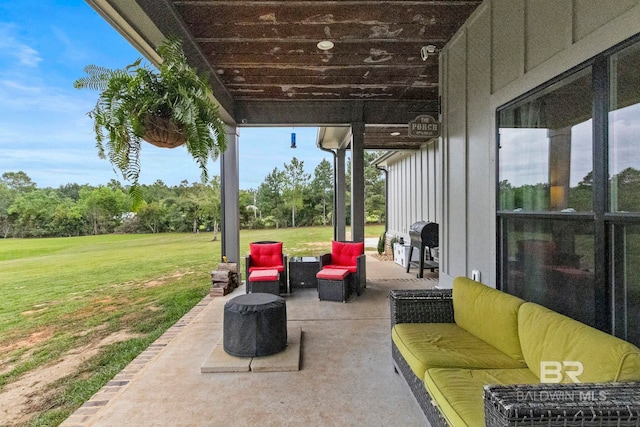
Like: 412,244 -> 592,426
612,224 -> 640,346
504,218 -> 595,326
499,69 -> 593,212
610,44 -> 640,213
498,38 -> 640,346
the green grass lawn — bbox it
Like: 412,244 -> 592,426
0,225 -> 383,426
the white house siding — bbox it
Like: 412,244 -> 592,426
385,0 -> 640,288
386,145 -> 440,241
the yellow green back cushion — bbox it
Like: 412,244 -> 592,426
452,277 -> 525,363
519,302 -> 640,382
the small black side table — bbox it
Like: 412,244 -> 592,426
289,256 -> 321,289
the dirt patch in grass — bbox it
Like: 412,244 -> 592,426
143,271 -> 192,288
1,328 -> 56,354
0,328 -> 57,377
20,306 -> 49,316
0,330 -> 142,426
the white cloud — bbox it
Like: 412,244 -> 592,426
610,104 -> 640,174
50,25 -> 87,64
16,44 -> 41,67
0,78 -> 91,115
1,79 -> 40,93
0,23 -> 42,67
499,128 -> 549,186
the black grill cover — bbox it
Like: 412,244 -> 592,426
409,221 -> 439,248
223,293 -> 287,357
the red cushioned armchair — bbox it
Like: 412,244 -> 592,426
245,241 -> 288,293
320,241 -> 366,296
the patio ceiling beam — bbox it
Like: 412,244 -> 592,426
234,100 -> 438,126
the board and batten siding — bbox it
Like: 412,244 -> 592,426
385,0 -> 640,288
386,144 -> 439,240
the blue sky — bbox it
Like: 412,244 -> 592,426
0,0 -> 331,190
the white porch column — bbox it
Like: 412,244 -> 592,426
351,121 -> 365,242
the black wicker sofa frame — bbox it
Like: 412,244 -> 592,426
389,288 -> 640,426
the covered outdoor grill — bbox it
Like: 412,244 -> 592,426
406,221 -> 439,278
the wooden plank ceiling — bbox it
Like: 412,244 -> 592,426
153,1 -> 482,148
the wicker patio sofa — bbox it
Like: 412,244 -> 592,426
390,277 -> 640,426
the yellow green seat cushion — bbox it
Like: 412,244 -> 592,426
518,302 -> 640,382
392,323 -> 526,380
453,277 -> 525,363
423,368 -> 539,427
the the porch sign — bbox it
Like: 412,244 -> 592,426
408,115 -> 440,138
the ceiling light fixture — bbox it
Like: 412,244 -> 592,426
317,40 -> 334,51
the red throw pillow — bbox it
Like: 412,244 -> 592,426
250,242 -> 283,268
331,241 -> 364,267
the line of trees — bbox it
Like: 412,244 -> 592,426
499,168 -> 640,212
1,153 -> 386,238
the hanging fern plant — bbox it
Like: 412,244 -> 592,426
74,37 -> 226,206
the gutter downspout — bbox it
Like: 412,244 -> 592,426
375,164 -> 388,234
317,142 -> 338,241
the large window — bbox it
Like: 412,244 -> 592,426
498,37 -> 640,346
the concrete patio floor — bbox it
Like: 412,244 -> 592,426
62,256 -> 438,427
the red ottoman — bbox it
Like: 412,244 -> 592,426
247,269 -> 280,295
316,268 -> 351,302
